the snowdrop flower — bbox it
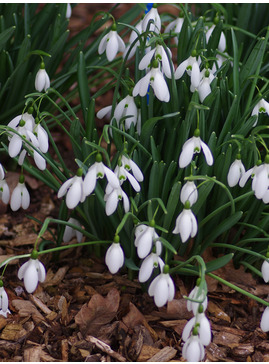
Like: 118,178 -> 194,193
114,94 -> 138,130
26,130 -> 46,171
134,223 -> 161,259
58,169 -> 85,209
187,281 -> 208,315
182,334 -> 205,362
104,183 -> 129,216
197,68 -> 215,102
251,159 -> 269,200
33,121 -> 49,154
0,179 -> 10,205
96,105 -> 112,120
261,306 -> 269,332
63,218 -> 83,243
66,3 -> 72,19
206,24 -> 226,53
179,129 -> 214,168
0,282 -> 9,314
180,181 -> 198,206
261,258 -> 269,283
139,44 -> 174,78
148,265 -> 175,307
139,253 -> 164,283
164,16 -> 184,44
83,154 -> 120,197
123,19 -> 143,60
133,60 -> 170,102
18,253 -> 46,294
174,52 -> 201,89
173,201 -> 198,243
35,62 -> 50,92
251,98 -> 269,126
0,163 -> 4,180
10,176 -> 30,211
227,156 -> 245,187
114,164 -> 141,192
98,23 -> 125,62
121,155 -> 144,183
142,4 -> 161,33
105,236 -> 124,274
182,311 -> 212,346
7,116 -> 34,159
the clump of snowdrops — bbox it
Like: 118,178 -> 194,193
1,3 -> 269,361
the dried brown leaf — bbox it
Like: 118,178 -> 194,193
12,299 -> 45,323
75,288 -> 120,336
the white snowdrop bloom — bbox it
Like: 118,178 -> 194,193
182,313 -> 212,346
174,55 -> 201,83
142,4 -> 161,33
26,130 -> 46,171
180,181 -> 198,206
164,17 -> 184,44
139,44 -> 174,79
7,119 -> 33,159
251,162 -> 269,200
10,180 -> 30,211
83,156 -> 120,197
96,105 -> 112,120
179,130 -> 214,168
133,62 -> 170,102
139,253 -> 164,283
121,155 -> 144,182
35,63 -> 50,92
197,68 -> 215,102
63,218 -> 83,243
182,334 -> 205,362
114,165 -> 141,192
206,24 -> 226,53
261,306 -> 269,332
148,266 -> 175,307
261,260 -> 269,283
18,258 -> 46,294
0,286 -> 9,313
227,157 -> 245,187
98,23 -> 125,62
66,3 -> 72,18
114,95 -> 138,130
187,285 -> 208,315
105,242 -> 124,274
104,184 -> 130,216
173,204 -> 198,243
123,19 -> 143,60
0,179 -> 10,204
58,170 -> 85,209
251,98 -> 269,126
134,224 -> 160,259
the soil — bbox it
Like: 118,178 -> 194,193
1,3 -> 269,362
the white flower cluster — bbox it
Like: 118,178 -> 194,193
182,281 -> 211,361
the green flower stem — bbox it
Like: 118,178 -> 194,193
0,253 -> 31,270
239,261 -> 263,278
207,272 -> 269,307
209,242 -> 268,262
170,255 -> 206,278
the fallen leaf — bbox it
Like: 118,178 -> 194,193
75,288 -> 120,336
12,299 -> 45,323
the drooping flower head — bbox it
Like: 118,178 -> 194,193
134,222 -> 161,259
105,235 -> 124,274
35,62 -> 50,92
174,50 -> 201,89
63,218 -> 83,243
179,129 -> 214,168
173,200 -> 198,243
10,175 -> 30,212
98,23 -> 125,62
142,3 -> 161,34
148,264 -> 175,307
18,250 -> 46,294
227,154 -> 245,187
58,168 -> 85,209
251,98 -> 269,126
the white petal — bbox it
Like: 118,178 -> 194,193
116,33 -> 125,53
10,184 -> 22,211
96,105 -> 112,119
139,49 -> 156,70
139,254 -> 155,283
36,125 -> 49,153
8,134 -> 22,158
23,260 -> 39,293
66,178 -> 83,209
254,167 -> 268,199
179,138 -> 195,168
126,171 -> 140,192
191,61 -> 200,89
182,317 -> 195,342
152,71 -> 170,102
148,275 -> 160,297
180,181 -> 198,206
198,79 -> 211,102
0,181 -> 10,204
174,59 -> 188,79
136,227 -> 154,259
21,184 -> 30,210
105,243 -> 124,274
154,276 -> 169,307
262,260 -> 269,283
128,159 -> 144,182
105,190 -> 118,216
104,166 -> 120,189
190,212 -> 198,238
106,32 -> 119,62
98,33 -> 109,55
36,260 -> 46,283
58,178 -> 74,198
83,165 -> 97,196
179,210 -> 192,243
239,167 -> 254,187
261,306 -> 269,332
201,140 -> 214,165
167,275 -> 175,301
122,190 -> 130,213
199,315 -> 211,346
18,260 -> 30,280
0,287 -> 9,312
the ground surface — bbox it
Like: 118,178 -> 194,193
1,3 -> 269,362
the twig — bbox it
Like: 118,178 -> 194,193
86,335 -> 126,362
